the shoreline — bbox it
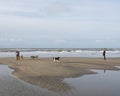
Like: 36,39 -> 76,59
0,57 -> 120,91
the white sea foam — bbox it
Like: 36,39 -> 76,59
0,48 -> 120,58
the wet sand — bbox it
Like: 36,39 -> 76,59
0,57 -> 120,92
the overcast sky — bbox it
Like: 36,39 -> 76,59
0,0 -> 120,48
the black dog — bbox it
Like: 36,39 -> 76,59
53,57 -> 60,62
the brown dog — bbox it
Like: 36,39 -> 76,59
31,55 -> 38,59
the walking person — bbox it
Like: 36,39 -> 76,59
103,49 -> 106,60
16,50 -> 20,60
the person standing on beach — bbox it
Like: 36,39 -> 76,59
16,50 -> 20,60
103,49 -> 106,60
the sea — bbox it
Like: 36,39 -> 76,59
0,48 -> 120,58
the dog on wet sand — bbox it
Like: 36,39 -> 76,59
53,57 -> 60,62
31,55 -> 38,59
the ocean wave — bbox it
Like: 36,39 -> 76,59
0,48 -> 120,57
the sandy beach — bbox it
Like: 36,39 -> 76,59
0,57 -> 120,91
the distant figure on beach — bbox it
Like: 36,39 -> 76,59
103,49 -> 106,60
20,55 -> 23,60
31,55 -> 38,59
16,50 -> 20,60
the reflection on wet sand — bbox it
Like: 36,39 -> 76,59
0,65 -> 72,96
27,76 -> 72,92
1,64 -> 120,96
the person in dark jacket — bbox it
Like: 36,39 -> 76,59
16,50 -> 20,60
103,49 -> 106,60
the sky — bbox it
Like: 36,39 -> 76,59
0,0 -> 120,48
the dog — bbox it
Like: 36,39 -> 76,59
31,55 -> 38,59
53,57 -> 60,62
20,55 -> 24,60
